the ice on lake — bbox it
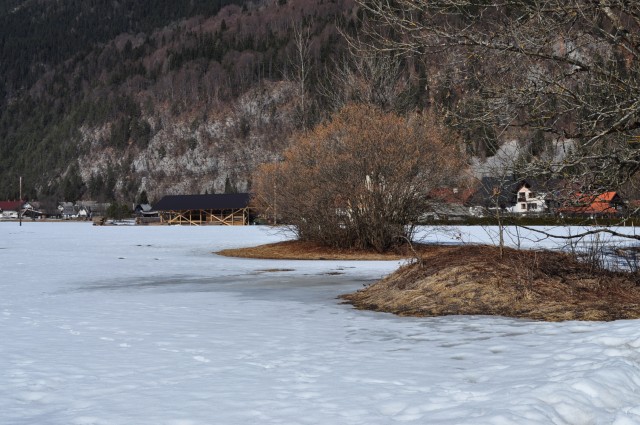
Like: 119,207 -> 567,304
2,223 -> 640,425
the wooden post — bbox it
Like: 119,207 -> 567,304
19,176 -> 22,227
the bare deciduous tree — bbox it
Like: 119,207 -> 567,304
318,48 -> 410,113
253,104 -> 467,252
288,23 -> 313,129
359,0 -> 640,196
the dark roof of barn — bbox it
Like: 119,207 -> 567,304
154,193 -> 251,211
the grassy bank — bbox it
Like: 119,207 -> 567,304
217,240 -> 415,261
341,245 -> 640,322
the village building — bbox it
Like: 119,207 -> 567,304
53,201 -> 111,220
423,187 -> 475,221
21,201 -> 47,219
77,206 -> 91,219
154,193 -> 251,225
507,182 -> 549,214
466,177 -> 527,214
133,203 -> 159,224
0,200 -> 24,219
134,203 -> 156,217
559,191 -> 625,217
467,177 -> 563,216
81,201 -> 111,218
58,202 -> 77,219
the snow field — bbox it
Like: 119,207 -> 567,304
1,223 -> 640,424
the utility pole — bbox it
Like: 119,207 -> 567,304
19,176 -> 22,227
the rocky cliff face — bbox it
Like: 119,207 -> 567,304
76,81 -> 297,201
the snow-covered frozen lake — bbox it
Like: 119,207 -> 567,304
2,223 -> 640,425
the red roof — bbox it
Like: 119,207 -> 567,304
0,200 -> 24,211
588,192 -> 618,213
559,192 -> 622,215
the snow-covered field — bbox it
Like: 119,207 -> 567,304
2,223 -> 640,425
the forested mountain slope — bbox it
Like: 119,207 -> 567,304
4,0 -> 624,205
0,0 -> 361,202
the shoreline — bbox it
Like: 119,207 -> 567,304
217,239 -> 640,322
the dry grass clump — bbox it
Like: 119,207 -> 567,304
341,245 -> 640,322
217,240 -> 423,260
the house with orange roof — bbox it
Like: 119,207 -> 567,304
558,191 -> 625,217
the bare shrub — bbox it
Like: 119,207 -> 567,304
253,104 -> 467,252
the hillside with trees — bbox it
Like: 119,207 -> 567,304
0,0 -> 367,202
2,0 -> 639,217
360,0 -> 640,198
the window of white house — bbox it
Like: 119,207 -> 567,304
521,203 -> 526,209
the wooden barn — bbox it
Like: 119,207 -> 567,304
154,193 -> 251,225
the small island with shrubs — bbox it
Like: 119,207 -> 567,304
218,105 -> 640,323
